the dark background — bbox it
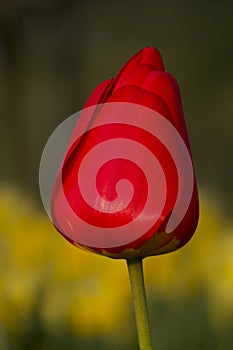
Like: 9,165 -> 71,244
0,0 -> 232,203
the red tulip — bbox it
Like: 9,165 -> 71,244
50,47 -> 199,259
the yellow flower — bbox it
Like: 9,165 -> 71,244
0,185 -> 233,339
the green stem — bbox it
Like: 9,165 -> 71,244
127,258 -> 153,350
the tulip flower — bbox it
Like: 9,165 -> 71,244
42,47 -> 199,349
50,47 -> 199,259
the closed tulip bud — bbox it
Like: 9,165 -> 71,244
49,47 -> 199,259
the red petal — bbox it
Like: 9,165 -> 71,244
108,85 -> 172,121
112,47 -> 165,92
49,46 -> 199,258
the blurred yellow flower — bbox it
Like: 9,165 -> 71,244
0,185 -> 232,341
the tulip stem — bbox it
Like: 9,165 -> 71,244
127,258 -> 153,350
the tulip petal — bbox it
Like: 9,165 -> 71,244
107,85 -> 173,122
48,46 -> 199,258
112,47 -> 165,92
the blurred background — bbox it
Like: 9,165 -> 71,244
0,0 -> 233,349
